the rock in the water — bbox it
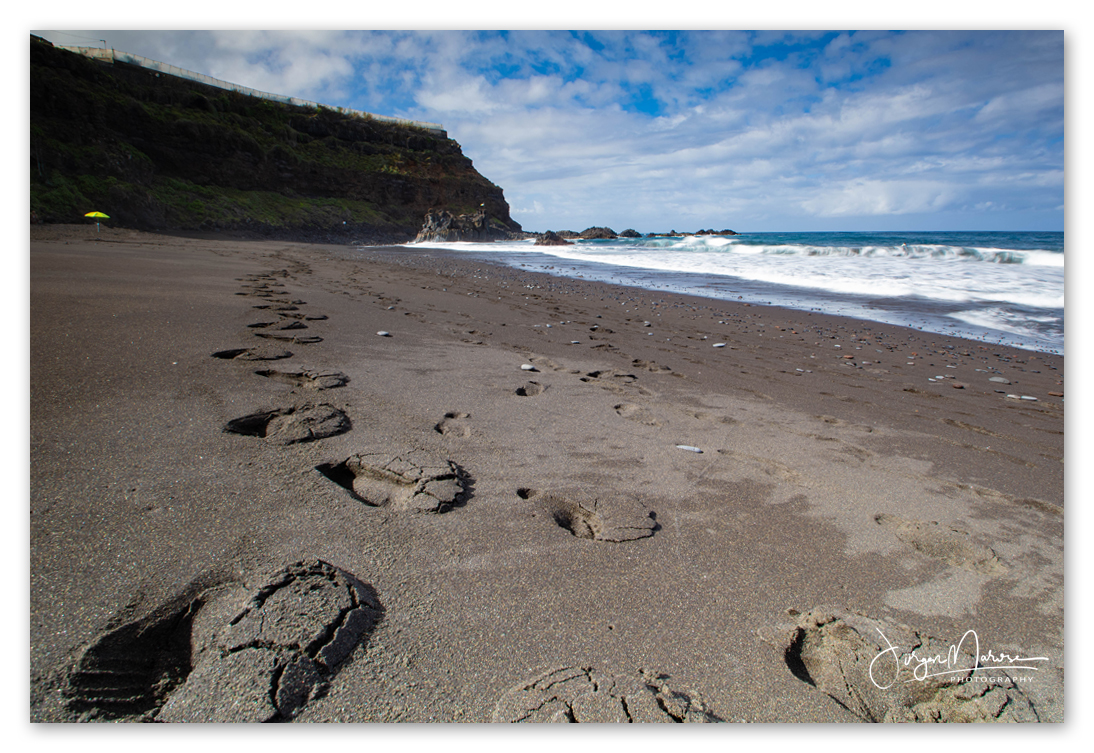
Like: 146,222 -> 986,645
578,226 -> 617,239
414,208 -> 517,242
535,230 -> 573,246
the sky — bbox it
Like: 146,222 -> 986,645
30,27 -> 1065,234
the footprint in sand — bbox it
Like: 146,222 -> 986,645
224,404 -> 351,444
515,381 -> 545,397
766,607 -> 1038,722
252,303 -> 298,311
528,355 -> 566,372
614,403 -> 661,427
492,665 -> 716,723
580,370 -> 654,397
64,559 -> 382,722
211,346 -> 293,361
632,358 -> 673,374
248,320 -> 309,331
874,514 -> 1006,574
517,487 -> 657,542
316,450 -> 468,513
434,411 -> 471,437
254,332 -> 323,344
254,368 -> 349,390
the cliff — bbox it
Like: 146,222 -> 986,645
30,36 -> 521,242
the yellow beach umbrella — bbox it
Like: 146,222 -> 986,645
84,211 -> 109,233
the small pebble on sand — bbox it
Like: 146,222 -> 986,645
377,331 -> 391,337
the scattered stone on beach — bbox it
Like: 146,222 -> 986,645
952,382 -> 967,389
492,665 -> 716,722
521,363 -> 538,371
712,343 -> 726,348
223,404 -> 351,444
989,377 -> 1011,384
764,607 -> 1039,722
315,450 -> 467,513
874,513 -> 1005,574
520,488 -> 657,542
376,331 -> 391,337
64,560 -> 381,722
676,445 -> 703,453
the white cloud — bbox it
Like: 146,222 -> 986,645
801,179 -> 961,217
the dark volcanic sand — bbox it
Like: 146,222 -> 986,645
30,225 -> 1064,722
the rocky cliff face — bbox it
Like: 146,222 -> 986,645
30,36 -> 521,242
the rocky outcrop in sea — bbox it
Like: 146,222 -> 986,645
414,209 -> 517,242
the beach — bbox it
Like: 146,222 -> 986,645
30,225 -> 1064,723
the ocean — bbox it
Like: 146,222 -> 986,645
408,231 -> 1065,355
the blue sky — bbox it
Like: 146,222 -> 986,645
31,26 -> 1066,233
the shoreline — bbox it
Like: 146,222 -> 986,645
30,226 -> 1064,722
399,233 -> 1066,357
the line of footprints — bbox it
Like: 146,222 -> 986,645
55,268 -> 1040,722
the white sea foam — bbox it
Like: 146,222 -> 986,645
405,233 -> 1064,352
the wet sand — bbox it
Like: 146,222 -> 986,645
29,225 -> 1064,722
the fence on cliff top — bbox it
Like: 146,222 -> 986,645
58,45 -> 447,137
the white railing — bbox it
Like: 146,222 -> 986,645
58,45 -> 447,136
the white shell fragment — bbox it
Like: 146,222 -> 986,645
521,364 -> 537,371
712,343 -> 726,348
376,331 -> 391,337
676,445 -> 703,453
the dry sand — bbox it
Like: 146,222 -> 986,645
29,225 -> 1064,723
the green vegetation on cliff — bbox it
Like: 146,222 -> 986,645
30,36 -> 519,240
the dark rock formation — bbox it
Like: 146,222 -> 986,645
645,228 -> 737,238
579,226 -> 617,239
619,228 -> 642,238
535,231 -> 573,246
414,208 -> 517,242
